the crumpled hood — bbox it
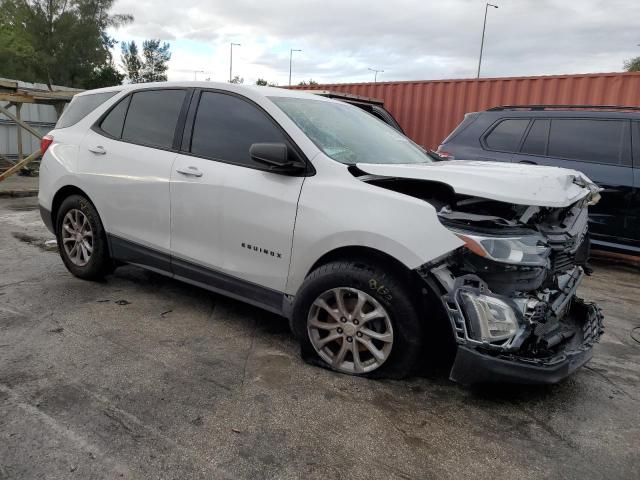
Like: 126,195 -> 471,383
357,160 -> 601,208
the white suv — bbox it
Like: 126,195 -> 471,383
38,82 -> 604,384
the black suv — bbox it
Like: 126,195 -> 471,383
437,105 -> 640,254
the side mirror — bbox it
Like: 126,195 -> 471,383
250,143 -> 306,174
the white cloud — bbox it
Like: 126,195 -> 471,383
108,0 -> 640,85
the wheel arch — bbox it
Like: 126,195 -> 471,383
51,185 -> 99,230
296,244 -> 453,338
305,245 -> 419,285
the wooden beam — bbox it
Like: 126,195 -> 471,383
16,103 -> 23,162
0,103 -> 43,138
0,150 -> 41,182
0,91 -> 77,104
0,93 -> 35,103
24,89 -> 78,100
0,79 -> 18,90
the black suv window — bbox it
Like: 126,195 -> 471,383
548,119 -> 625,164
484,119 -> 529,152
121,89 -> 186,149
521,119 -> 550,155
190,91 -> 287,167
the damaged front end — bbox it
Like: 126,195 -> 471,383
418,194 -> 604,385
354,161 -> 605,384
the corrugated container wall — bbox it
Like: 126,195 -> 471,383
291,72 -> 640,149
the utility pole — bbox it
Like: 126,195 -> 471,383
193,70 -> 205,80
289,49 -> 302,86
368,68 -> 384,83
477,3 -> 498,78
230,42 -> 241,82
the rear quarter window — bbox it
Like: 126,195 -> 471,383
99,96 -> 131,139
484,118 -> 529,152
56,91 -> 118,128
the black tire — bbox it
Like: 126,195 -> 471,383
55,194 -> 111,280
291,259 -> 424,379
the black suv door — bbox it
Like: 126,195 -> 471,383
512,117 -> 633,248
630,121 -> 640,252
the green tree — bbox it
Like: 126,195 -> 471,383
255,78 -> 268,86
297,79 -> 318,86
140,39 -> 171,82
85,64 -> 125,89
0,0 -> 132,88
0,5 -> 37,81
230,75 -> 244,84
121,41 -> 143,83
120,40 -> 171,83
624,56 -> 640,72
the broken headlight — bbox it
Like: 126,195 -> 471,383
454,231 -> 550,267
459,291 -> 519,343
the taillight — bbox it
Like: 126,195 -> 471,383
40,134 -> 54,155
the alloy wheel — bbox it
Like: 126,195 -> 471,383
61,209 -> 93,267
307,287 -> 394,374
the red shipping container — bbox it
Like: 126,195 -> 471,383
291,72 -> 640,150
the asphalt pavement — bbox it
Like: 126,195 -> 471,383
1,196 -> 639,480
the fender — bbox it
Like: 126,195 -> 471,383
285,168 -> 464,295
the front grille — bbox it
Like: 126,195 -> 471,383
551,250 -> 575,275
548,229 -> 590,276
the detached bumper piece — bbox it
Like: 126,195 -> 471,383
450,299 -> 604,385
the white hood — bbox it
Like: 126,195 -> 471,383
357,160 -> 600,208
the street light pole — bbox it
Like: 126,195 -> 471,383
193,70 -> 205,81
477,3 -> 498,78
230,42 -> 241,82
368,67 -> 384,83
289,49 -> 302,86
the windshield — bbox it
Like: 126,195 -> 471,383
269,97 -> 432,165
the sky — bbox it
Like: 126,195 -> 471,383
107,0 -> 640,85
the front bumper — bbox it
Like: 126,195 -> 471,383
423,258 -> 604,385
449,344 -> 592,385
449,295 -> 604,385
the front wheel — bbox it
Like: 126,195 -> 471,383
291,260 -> 424,378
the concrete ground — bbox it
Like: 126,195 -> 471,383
1,196 -> 639,480
0,175 -> 38,198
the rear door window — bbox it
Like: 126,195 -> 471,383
548,119 -> 625,165
520,119 -> 550,155
56,91 -> 118,128
121,89 -> 186,149
484,119 -> 529,152
190,91 -> 287,167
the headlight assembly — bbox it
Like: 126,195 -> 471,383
455,231 -> 550,267
459,291 -> 520,343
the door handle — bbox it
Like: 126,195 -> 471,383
88,145 -> 106,155
176,166 -> 203,177
518,160 -> 537,165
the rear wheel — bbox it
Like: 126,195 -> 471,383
56,194 -> 111,280
292,260 -> 424,378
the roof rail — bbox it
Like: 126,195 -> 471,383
487,104 -> 640,112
